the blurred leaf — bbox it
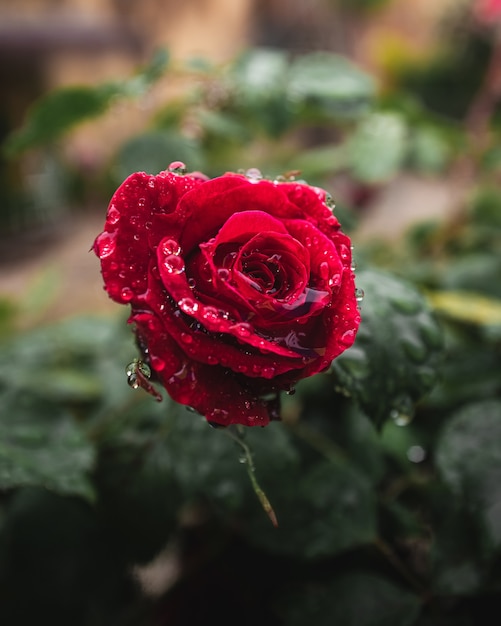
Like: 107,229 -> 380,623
435,400 -> 501,552
287,52 -> 376,118
3,49 -> 169,156
409,126 -> 452,173
427,290 -> 501,327
348,112 -> 408,182
230,48 -> 289,97
3,86 -> 115,156
331,269 -> 444,428
0,397 -> 95,500
112,131 -> 204,182
277,572 -> 421,626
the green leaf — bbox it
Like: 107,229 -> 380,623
3,49 -> 169,156
331,269 -> 444,428
430,496 -> 487,595
287,52 -> 376,118
348,112 -> 408,182
435,400 -> 501,552
3,86 -> 113,156
0,398 -> 96,500
277,572 -> 421,626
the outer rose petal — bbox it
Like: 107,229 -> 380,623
94,169 -> 361,426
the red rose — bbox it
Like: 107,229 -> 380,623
94,165 -> 360,427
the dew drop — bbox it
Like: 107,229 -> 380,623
148,179 -> 156,189
95,231 -> 116,259
324,193 -> 335,209
217,268 -> 230,281
319,261 -> 330,281
339,244 -> 350,261
138,197 -> 146,208
168,161 -> 187,173
160,238 -> 182,256
262,366 -> 276,377
231,322 -> 252,337
209,408 -> 229,422
178,297 -> 199,315
207,355 -> 219,365
163,255 -> 185,274
340,329 -> 355,346
107,206 -> 120,225
150,354 -> 166,371
202,306 -> 219,322
390,396 -> 415,426
121,287 -> 134,301
180,332 -> 193,344
245,167 -> 263,181
355,287 -> 365,302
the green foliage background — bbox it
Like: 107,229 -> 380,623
1,5 -> 501,624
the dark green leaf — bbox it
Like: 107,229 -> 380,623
277,572 -> 421,626
331,269 -> 444,428
245,458 -> 377,558
435,400 -> 501,552
0,398 -> 95,500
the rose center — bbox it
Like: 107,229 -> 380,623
241,252 -> 285,295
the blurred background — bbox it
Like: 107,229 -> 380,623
0,0 -> 487,325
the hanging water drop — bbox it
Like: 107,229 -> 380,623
355,287 -> 365,302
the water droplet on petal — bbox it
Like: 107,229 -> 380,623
319,261 -> 330,281
202,306 -> 219,322
245,167 -> 263,181
355,287 -> 365,302
324,193 -> 335,209
168,161 -> 187,174
217,268 -> 230,281
121,287 -> 134,301
160,238 -> 182,256
231,322 -> 252,338
107,206 -> 120,225
209,408 -> 229,422
178,297 -> 199,315
163,255 -> 185,274
150,354 -> 165,371
95,231 -> 116,259
207,355 -> 219,365
180,332 -> 193,344
262,366 -> 276,378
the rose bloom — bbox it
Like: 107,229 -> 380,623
94,165 -> 360,427
474,0 -> 501,23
